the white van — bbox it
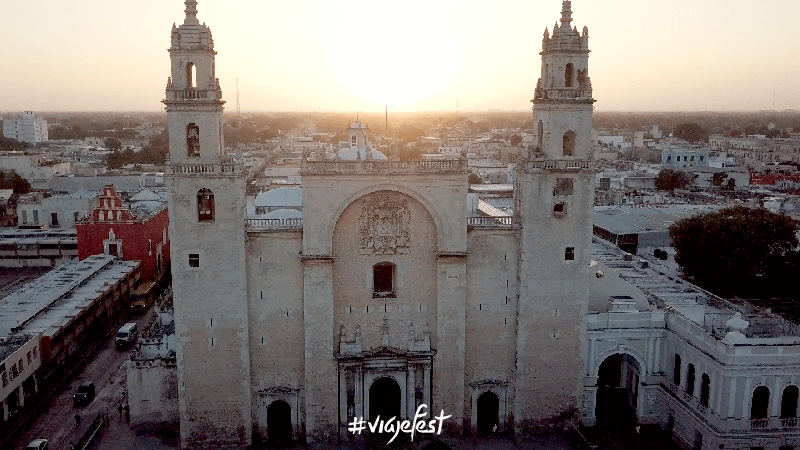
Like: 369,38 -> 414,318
115,323 -> 138,349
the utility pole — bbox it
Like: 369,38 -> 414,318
236,77 -> 241,125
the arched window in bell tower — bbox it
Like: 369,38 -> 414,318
197,189 -> 214,222
186,62 -> 196,89
563,131 -> 576,157
351,135 -> 357,147
187,123 -> 200,157
565,63 -> 574,88
537,120 -> 544,148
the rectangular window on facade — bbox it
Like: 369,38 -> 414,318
554,178 -> 574,196
51,212 -> 59,227
565,247 -> 575,261
373,263 -> 395,298
33,210 -> 39,225
189,254 -> 200,268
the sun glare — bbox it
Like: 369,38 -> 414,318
329,1 -> 460,107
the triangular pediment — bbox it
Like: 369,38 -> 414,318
363,346 -> 407,358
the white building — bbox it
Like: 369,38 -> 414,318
15,191 -> 99,229
129,2 -> 800,450
2,112 -> 48,144
661,144 -> 710,168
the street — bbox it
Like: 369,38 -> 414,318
10,312 -> 154,450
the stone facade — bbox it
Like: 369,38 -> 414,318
157,1 -> 800,449
77,185 -> 170,283
163,1 -> 597,447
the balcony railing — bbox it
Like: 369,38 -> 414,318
247,218 -> 303,229
301,159 -> 468,174
751,418 -> 770,430
534,88 -> 593,101
520,159 -> 595,171
696,403 -> 707,414
467,216 -> 514,228
781,417 -> 799,429
165,89 -> 223,101
168,163 -> 242,175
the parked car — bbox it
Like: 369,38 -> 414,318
73,380 -> 95,406
115,322 -> 138,349
24,439 -> 48,450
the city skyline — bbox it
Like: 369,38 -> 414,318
2,0 -> 799,113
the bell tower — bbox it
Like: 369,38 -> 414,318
165,1 -> 251,448
513,0 -> 595,432
165,0 -> 225,164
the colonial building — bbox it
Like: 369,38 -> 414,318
165,1 -> 593,446
155,1 -> 800,449
76,185 -> 170,283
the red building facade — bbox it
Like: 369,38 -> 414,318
76,185 -> 170,282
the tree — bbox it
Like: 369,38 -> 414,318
0,170 -> 31,194
468,173 -> 482,184
510,134 -> 522,147
669,206 -> 800,297
655,169 -> 692,191
674,123 -> 708,143
105,137 -> 122,151
0,136 -> 30,152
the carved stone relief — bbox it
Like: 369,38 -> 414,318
358,194 -> 411,255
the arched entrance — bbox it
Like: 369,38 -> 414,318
476,392 -> 500,433
595,353 -> 640,425
267,400 -> 292,445
369,377 -> 401,422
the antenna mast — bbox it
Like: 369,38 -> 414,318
236,77 -> 241,124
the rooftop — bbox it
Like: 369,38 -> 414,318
592,238 -> 800,340
593,204 -> 724,236
0,255 -> 139,337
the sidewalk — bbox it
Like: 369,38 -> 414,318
87,365 -> 178,450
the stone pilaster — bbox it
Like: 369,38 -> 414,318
302,255 -> 337,443
434,252 -> 467,434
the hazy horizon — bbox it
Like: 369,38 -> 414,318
3,0 -> 799,113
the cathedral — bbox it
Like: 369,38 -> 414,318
155,1 -> 800,449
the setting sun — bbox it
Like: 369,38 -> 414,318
329,1 -> 461,107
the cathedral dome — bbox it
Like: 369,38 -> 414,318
336,147 -> 387,161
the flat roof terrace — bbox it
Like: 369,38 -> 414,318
592,238 -> 800,340
0,255 -> 139,336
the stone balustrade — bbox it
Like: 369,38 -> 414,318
165,89 -> 223,101
301,159 -> 468,174
168,162 -> 241,175
520,159 -> 596,171
534,88 -> 593,101
247,218 -> 303,229
467,216 -> 514,228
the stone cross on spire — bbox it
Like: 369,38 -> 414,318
184,0 -> 200,25
560,0 -> 573,30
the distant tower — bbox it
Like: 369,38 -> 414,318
347,120 -> 368,148
513,0 -> 595,432
164,1 -> 251,448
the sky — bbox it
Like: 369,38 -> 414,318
2,0 -> 799,113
